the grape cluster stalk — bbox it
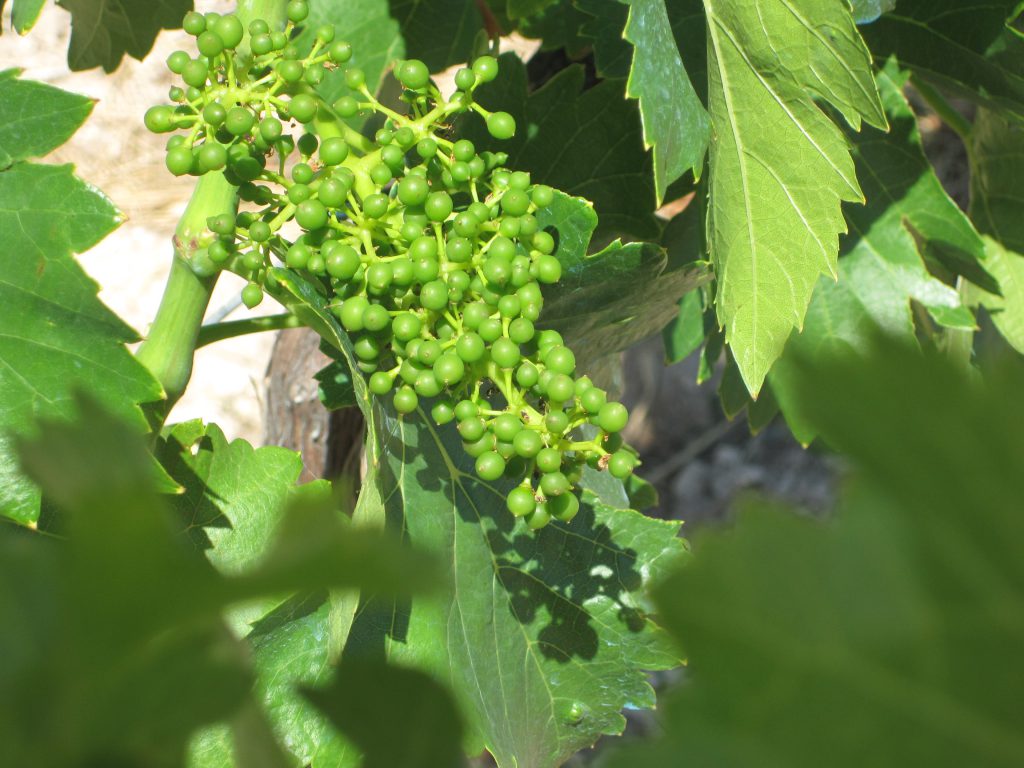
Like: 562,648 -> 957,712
147,1 -> 638,528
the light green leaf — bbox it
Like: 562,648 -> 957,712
972,238 -> 1024,354
852,0 -> 895,24
767,63 -> 983,441
57,0 -> 190,72
11,0 -> 47,33
0,159 -> 159,524
606,336 -> 1024,768
0,70 -> 94,169
860,1 -> 1024,120
704,0 -> 886,394
622,0 -> 710,201
462,54 -> 660,241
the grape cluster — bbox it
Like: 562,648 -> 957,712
148,2 -> 637,529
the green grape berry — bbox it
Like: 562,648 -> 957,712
487,111 -> 516,140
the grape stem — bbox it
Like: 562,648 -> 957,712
196,313 -> 303,348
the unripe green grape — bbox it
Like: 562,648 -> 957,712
501,189 -> 531,217
183,11 -> 206,35
362,304 -> 391,332
472,55 -> 499,83
185,85 -> 203,102
434,354 -> 465,385
497,295 -> 521,319
540,471 -> 570,497
532,230 -> 556,255
398,59 -> 430,89
412,257 -> 439,283
545,373 -> 575,404
318,178 -> 348,207
326,244 -> 360,279
458,417 -> 486,442
492,414 -> 522,442
468,156 -> 486,177
451,139 -> 474,163
369,163 -> 393,186
251,33 -> 274,55
408,236 -> 436,261
286,243 -> 311,269
445,236 -> 472,263
167,50 -> 190,73
399,358 -> 423,385
507,318 -> 534,344
256,117 -> 281,143
362,193 -> 389,219
399,128 -> 419,148
454,67 -> 475,91
207,240 -> 232,264
249,18 -> 269,34
535,254 -> 562,284
416,339 -> 442,365
487,111 -> 516,140
202,101 -> 226,126
354,335 -> 382,362
366,262 -> 393,292
144,105 -> 175,133
416,137 -> 438,160
181,59 -> 209,88
598,402 -> 629,433
168,85 -> 185,102
419,280 -> 448,311
516,361 -> 539,388
398,175 -> 429,206
289,94 -> 319,123
460,302 -> 488,330
482,255 -> 511,286
334,95 -> 359,117
531,185 -> 554,207
510,428 -> 541,458
490,338 -> 520,369
519,214 -> 539,236
214,15 -> 243,48
315,23 -> 335,42
544,346 -> 575,375
608,450 -> 636,479
507,486 -> 536,517
375,128 -> 394,146
453,400 -> 476,423
548,493 -> 579,522
296,199 -> 329,230
498,217 -> 521,238
242,250 -> 263,271
451,161 -> 471,182
369,371 -> 394,395
545,410 -> 569,434
307,254 -> 326,274
339,296 -> 369,330
392,312 -> 422,341
320,136 -> 349,165
207,213 -> 234,236
451,212 -> 477,238
536,447 -> 562,474
241,282 -> 263,308
248,220 -> 272,243
329,40 -> 353,63
392,258 -> 415,287
464,432 -> 496,458
197,30 -> 224,57
475,451 -> 506,481
432,400 -> 455,425
476,318 -> 501,343
393,385 -> 418,414
345,67 -> 366,90
381,144 -> 405,170
225,106 -> 254,136
198,142 -> 227,172
525,505 -> 551,530
287,0 -> 310,22
487,236 -> 515,260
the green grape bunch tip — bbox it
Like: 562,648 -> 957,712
150,8 -> 636,529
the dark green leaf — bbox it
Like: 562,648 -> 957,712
662,291 -> 705,364
703,0 -> 887,395
57,0 -> 190,72
861,1 -> 1024,119
316,349 -> 357,410
0,160 -> 159,524
768,63 -> 983,443
463,54 -> 660,241
305,660 -> 464,768
516,0 -> 592,56
607,336 -> 1024,768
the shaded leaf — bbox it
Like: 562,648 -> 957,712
0,70 -> 94,169
861,1 -> 1024,120
852,0 -> 895,24
11,0 -> 47,34
606,336 -> 1024,768
462,54 -> 660,241
703,0 -> 886,394
57,0 -> 190,72
305,659 -> 464,768
768,63 -> 983,442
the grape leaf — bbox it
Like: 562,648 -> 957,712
0,69 -> 95,169
621,0 -> 710,202
0,95 -> 160,523
11,0 -> 47,33
606,336 -> 1024,768
463,54 -> 660,241
268,268 -> 687,768
968,108 -> 1024,352
703,0 -> 886,395
767,63 -> 984,442
860,1 -> 1024,120
506,0 -> 559,20
56,0 -> 190,72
